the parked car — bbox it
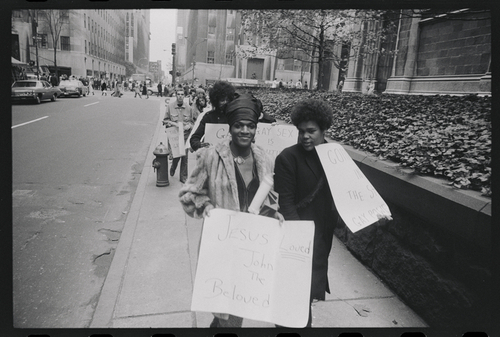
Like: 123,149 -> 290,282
11,80 -> 61,104
58,79 -> 87,97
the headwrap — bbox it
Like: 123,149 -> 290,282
224,92 -> 262,126
195,88 -> 205,95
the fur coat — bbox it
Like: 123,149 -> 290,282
179,139 -> 274,218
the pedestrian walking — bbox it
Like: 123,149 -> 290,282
88,78 -> 95,95
101,81 -> 107,95
188,88 -> 197,106
273,99 -> 389,327
134,81 -> 142,98
162,89 -> 197,183
50,73 -> 58,87
112,82 -> 123,97
179,92 -> 282,327
142,82 -> 149,99
157,82 -> 163,97
189,81 -> 236,152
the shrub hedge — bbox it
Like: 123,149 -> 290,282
248,88 -> 491,196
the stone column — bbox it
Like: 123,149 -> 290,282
385,16 -> 420,94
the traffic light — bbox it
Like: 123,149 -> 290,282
171,43 -> 176,55
176,71 -> 181,77
169,70 -> 173,75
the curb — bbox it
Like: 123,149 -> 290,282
90,100 -> 163,328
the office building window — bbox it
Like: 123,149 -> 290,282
60,10 -> 69,22
12,10 -> 23,18
293,60 -> 302,72
61,36 -> 70,51
208,25 -> 215,34
85,40 -> 87,54
84,14 -> 86,28
207,51 -> 215,64
226,28 -> 235,41
225,52 -> 234,65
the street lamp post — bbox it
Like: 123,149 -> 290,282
31,10 -> 40,80
192,61 -> 196,84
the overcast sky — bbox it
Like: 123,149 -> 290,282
149,9 -> 177,77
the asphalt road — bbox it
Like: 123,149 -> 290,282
12,91 -> 162,327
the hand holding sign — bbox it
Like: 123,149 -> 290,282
191,209 -> 314,327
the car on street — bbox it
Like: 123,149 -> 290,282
11,80 -> 61,104
58,79 -> 87,97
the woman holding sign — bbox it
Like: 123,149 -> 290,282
179,92 -> 281,327
273,99 -> 338,327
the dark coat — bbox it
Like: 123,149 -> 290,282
274,143 -> 338,300
189,108 -> 227,151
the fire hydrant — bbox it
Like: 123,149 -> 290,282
152,142 -> 170,187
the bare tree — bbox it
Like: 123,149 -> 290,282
36,9 -> 67,78
239,9 -> 396,90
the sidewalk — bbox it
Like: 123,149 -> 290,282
90,102 -> 428,328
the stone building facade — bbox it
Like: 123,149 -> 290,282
12,9 -> 151,81
344,9 -> 491,95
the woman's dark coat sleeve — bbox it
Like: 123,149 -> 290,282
274,150 -> 301,221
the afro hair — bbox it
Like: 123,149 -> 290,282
208,81 -> 236,109
290,99 -> 334,131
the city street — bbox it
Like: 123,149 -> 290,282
12,90 -> 164,327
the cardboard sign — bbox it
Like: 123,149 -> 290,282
204,123 -> 298,159
204,123 -> 231,145
254,124 -> 298,160
316,143 -> 392,233
191,208 -> 314,327
165,122 -> 185,158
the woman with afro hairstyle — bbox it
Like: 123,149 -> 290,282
273,99 -> 338,327
189,81 -> 236,151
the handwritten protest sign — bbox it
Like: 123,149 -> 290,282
204,123 -> 298,159
191,208 -> 314,327
165,122 -> 185,158
204,123 -> 230,145
316,143 -> 392,233
254,124 -> 298,160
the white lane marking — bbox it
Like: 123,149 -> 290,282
12,116 -> 49,129
84,101 -> 100,107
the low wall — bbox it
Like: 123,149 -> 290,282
335,144 -> 492,328
384,74 -> 492,96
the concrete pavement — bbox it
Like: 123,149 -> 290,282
90,100 -> 428,329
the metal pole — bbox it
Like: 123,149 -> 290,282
32,10 -> 40,80
192,61 -> 195,84
172,53 -> 176,86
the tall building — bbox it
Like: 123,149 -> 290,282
174,9 -> 308,86
125,9 -> 151,74
11,9 -> 151,81
173,9 -> 490,95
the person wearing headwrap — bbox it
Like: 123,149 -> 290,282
179,92 -> 282,328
